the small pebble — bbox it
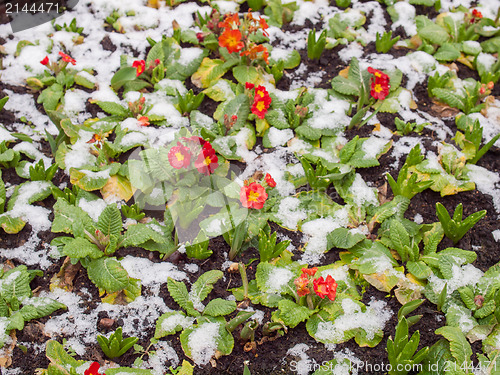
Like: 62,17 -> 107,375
100,318 -> 115,328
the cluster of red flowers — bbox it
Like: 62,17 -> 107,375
294,267 -> 338,301
132,58 -> 161,77
479,81 -> 494,95
246,82 -> 272,119
470,9 -> 483,23
367,67 -> 390,101
240,173 -> 275,209
167,136 -> 219,175
217,12 -> 269,64
40,52 -> 76,66
85,362 -> 104,375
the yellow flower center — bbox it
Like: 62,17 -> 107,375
248,190 -> 260,202
204,156 -> 212,166
374,84 -> 383,93
256,100 -> 266,112
256,90 -> 264,98
175,152 -> 184,161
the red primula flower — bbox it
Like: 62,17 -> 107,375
370,80 -> 390,100
254,85 -> 269,100
367,67 -> 389,82
240,44 -> 269,64
259,17 -> 269,36
313,275 -> 338,301
218,13 -> 240,30
472,9 -> 483,19
251,96 -> 271,119
245,82 -> 255,90
301,267 -> 318,277
40,56 -> 49,65
219,29 -> 244,54
240,182 -> 268,209
137,116 -> 149,127
368,67 -> 390,100
195,143 -> 219,175
84,362 -> 103,375
132,60 -> 146,77
265,173 -> 276,188
294,275 -> 310,297
59,51 -> 76,65
168,142 -> 192,169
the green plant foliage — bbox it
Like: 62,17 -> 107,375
375,30 -> 400,53
435,202 -> 486,244
97,327 -> 139,358
307,29 -> 327,61
386,301 -> 428,375
0,266 -> 66,348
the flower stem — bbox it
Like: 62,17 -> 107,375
357,105 -> 382,129
239,262 -> 249,299
306,294 -> 314,310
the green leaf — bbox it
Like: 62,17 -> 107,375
70,168 -> 112,191
431,88 -> 465,111
434,43 -> 461,61
167,278 -> 192,312
398,299 -> 424,320
19,297 -> 66,321
327,228 -> 365,250
97,204 -> 122,237
63,237 -> 103,259
121,223 -> 166,247
416,15 -> 450,45
0,266 -> 32,305
232,65 -> 261,85
435,326 -> 472,366
190,270 -> 223,304
106,369 -> 154,375
269,49 -> 301,69
96,101 -> 128,117
0,96 -> 9,112
203,298 -> 237,317
46,340 -> 84,369
407,261 -> 432,279
111,67 -> 138,90
86,257 -> 129,294
179,317 -> 234,364
37,84 -> 63,111
7,181 -> 53,210
439,256 -> 455,279
0,215 -> 26,234
154,311 -> 193,338
390,220 -> 410,256
52,198 -> 94,234
278,299 -> 315,328
331,75 -> 360,96
192,58 -> 238,88
221,94 -> 250,130
74,73 -> 95,89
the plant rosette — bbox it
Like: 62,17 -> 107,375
216,11 -> 270,66
162,135 -> 223,232
27,51 -> 95,112
129,130 -> 259,247
231,258 -> 384,346
330,57 -> 403,129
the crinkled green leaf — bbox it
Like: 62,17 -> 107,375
86,257 -> 129,294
